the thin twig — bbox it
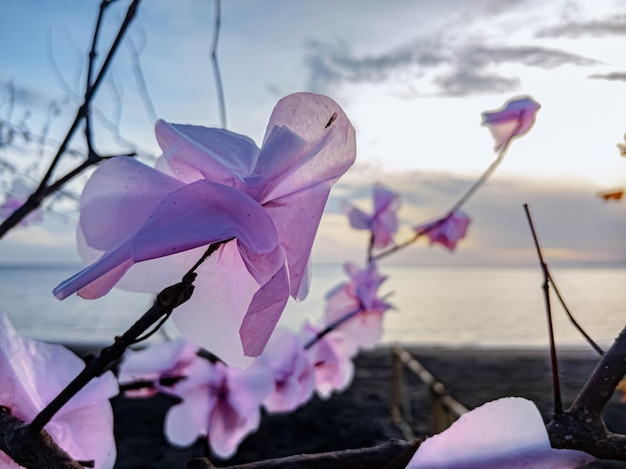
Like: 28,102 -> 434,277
304,307 -> 361,350
547,271 -> 604,355
523,204 -> 562,415
375,145 -> 510,262
210,0 -> 226,128
0,0 -> 141,238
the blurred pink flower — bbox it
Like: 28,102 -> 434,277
324,262 -> 392,349
164,359 -> 272,459
302,323 -> 357,399
0,314 -> 118,469
343,183 -> 400,249
0,180 -> 42,226
407,397 -> 595,469
118,338 -> 200,398
254,329 -> 315,413
53,92 -> 356,367
415,210 -> 471,251
482,96 -> 540,151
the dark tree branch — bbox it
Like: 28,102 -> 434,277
0,408 -> 86,469
548,324 -> 626,460
186,438 -> 419,469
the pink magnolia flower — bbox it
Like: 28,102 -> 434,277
415,210 -> 471,251
324,262 -> 392,349
164,359 -> 272,459
53,92 -> 356,367
0,314 -> 118,469
253,329 -> 315,413
343,183 -> 400,249
302,322 -> 357,399
482,96 -> 541,151
0,180 -> 42,226
407,397 -> 595,469
118,337 -> 200,397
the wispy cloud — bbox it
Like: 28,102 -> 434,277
536,14 -> 626,38
589,71 -> 626,82
305,38 -> 598,98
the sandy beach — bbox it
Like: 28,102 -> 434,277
105,346 -> 626,469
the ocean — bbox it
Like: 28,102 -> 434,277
0,264 -> 624,351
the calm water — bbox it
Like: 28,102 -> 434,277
0,264 -> 624,350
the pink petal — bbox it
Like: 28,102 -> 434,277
343,202 -> 372,230
79,156 -> 183,252
0,315 -> 118,469
172,241 -> 261,368
256,330 -> 315,413
155,120 -> 259,186
258,92 -> 356,204
227,365 -> 274,415
118,337 -> 199,387
239,263 -> 290,358
407,397 -> 595,469
208,399 -> 260,459
263,184 -> 329,300
165,387 -> 212,447
482,96 -> 541,151
54,180 -> 280,301
416,210 -> 471,251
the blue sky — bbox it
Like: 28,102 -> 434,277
0,0 -> 625,266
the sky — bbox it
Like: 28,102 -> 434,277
0,0 -> 625,267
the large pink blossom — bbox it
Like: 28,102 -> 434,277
53,93 -> 356,367
302,323 -> 357,399
343,183 -> 400,249
482,96 -> 540,151
164,359 -> 272,459
324,262 -> 392,349
118,338 -> 200,397
254,329 -> 315,413
414,210 -> 471,251
0,314 -> 118,469
407,397 -> 594,469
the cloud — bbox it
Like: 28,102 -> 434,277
589,72 -> 626,82
536,15 -> 626,38
305,38 -> 598,98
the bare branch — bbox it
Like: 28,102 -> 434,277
210,0 -> 226,128
0,408 -> 85,469
548,324 -> 626,460
186,439 -> 418,469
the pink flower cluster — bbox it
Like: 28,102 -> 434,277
116,259 -> 390,458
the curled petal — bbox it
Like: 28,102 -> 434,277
407,397 -> 595,469
416,210 -> 471,251
482,96 -> 541,151
239,264 -> 290,358
155,120 -> 259,187
257,92 -> 356,204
